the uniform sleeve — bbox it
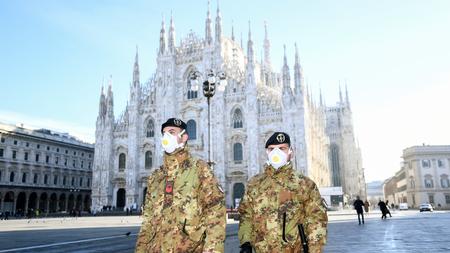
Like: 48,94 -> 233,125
135,174 -> 156,252
198,161 -> 226,253
237,182 -> 253,245
303,179 -> 328,253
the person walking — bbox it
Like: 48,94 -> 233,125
136,118 -> 226,253
238,132 -> 328,253
353,196 -> 365,225
378,200 -> 388,219
364,200 -> 370,213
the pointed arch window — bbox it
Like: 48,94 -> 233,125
187,74 -> 198,99
146,119 -> 155,138
233,143 -> 243,164
119,153 -> 126,171
232,108 -> 243,128
145,151 -> 153,169
186,120 -> 197,140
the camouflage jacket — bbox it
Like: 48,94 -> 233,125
238,162 -> 328,253
136,147 -> 226,253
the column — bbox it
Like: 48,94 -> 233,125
45,198 -> 50,214
24,192 -> 29,213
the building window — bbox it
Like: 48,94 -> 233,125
428,194 -> 434,204
81,161 -> 84,168
54,175 -> 58,185
73,160 -> 76,168
81,153 -> 84,157
37,144 -> 40,149
46,155 -> 50,163
119,153 -> 126,171
146,120 -> 155,138
12,150 -> 17,159
57,148 -> 59,152
424,175 -> 434,188
438,159 -> 445,168
0,170 -> 2,181
24,152 -> 28,161
79,178 -> 83,187
44,174 -> 48,185
233,143 -> 243,164
13,140 -> 17,145
47,146 -> 50,151
36,154 -> 39,162
187,76 -> 198,99
421,159 -> 431,168
89,154 -> 92,158
446,195 -> 450,204
1,137 -> 5,143
440,175 -> 449,188
232,108 -> 243,128
22,173 -> 27,183
71,177 -> 75,186
88,162 -> 91,169
186,120 -> 197,140
33,174 -> 38,184
87,178 -> 90,187
55,157 -> 59,165
26,142 -> 29,147
64,158 -> 67,166
0,148 -> 3,157
10,172 -> 15,182
65,150 -> 68,154
145,151 -> 153,169
73,151 -> 76,156
63,176 -> 66,186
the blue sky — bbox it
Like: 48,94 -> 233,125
1,0 -> 450,181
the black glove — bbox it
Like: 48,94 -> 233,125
240,242 -> 252,253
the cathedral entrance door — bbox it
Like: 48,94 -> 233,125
233,183 -> 245,209
116,188 -> 126,209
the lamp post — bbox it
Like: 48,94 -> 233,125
189,69 -> 227,167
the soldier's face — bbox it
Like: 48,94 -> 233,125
266,143 -> 292,160
162,126 -> 188,144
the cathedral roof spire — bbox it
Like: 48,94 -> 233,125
345,82 -> 351,108
159,15 -> 166,55
215,0 -> 222,43
133,45 -> 140,86
293,43 -> 304,97
282,45 -> 292,92
205,0 -> 213,45
168,11 -> 176,53
231,20 -> 235,41
247,21 -> 254,65
106,75 -> 114,119
339,82 -> 343,104
263,21 -> 271,69
319,88 -> 323,107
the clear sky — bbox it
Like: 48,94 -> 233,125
1,0 -> 449,182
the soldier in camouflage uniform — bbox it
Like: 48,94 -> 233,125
136,118 -> 226,253
238,132 -> 328,253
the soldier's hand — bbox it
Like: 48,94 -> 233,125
240,242 -> 252,253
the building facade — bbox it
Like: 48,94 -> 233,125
92,5 -> 364,210
326,93 -> 366,200
400,145 -> 450,209
0,122 -> 94,215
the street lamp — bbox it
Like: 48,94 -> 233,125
189,69 -> 227,167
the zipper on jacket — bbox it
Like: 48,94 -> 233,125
282,212 -> 287,242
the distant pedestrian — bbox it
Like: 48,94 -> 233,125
378,200 -> 388,219
353,196 -> 365,224
364,200 -> 370,213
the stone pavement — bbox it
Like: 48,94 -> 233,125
0,210 -> 449,252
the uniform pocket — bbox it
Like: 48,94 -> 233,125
179,218 -> 206,244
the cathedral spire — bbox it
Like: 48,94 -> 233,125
106,75 -> 114,119
339,82 -> 343,104
168,11 -> 176,53
282,45 -> 291,91
293,43 -> 304,97
159,16 -> 166,55
319,88 -> 323,107
231,20 -> 235,41
247,21 -> 254,65
345,82 -> 351,108
133,46 -> 140,86
205,0 -> 213,45
263,21 -> 271,69
98,81 -> 106,118
215,0 -> 222,43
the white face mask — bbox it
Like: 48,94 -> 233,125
161,130 -> 185,154
267,147 -> 290,169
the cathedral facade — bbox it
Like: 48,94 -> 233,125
92,5 -> 363,210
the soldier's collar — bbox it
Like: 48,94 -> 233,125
163,146 -> 190,165
265,162 -> 293,175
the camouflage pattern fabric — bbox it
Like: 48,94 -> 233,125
136,147 -> 226,253
238,162 -> 328,253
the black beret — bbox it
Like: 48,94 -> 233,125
161,118 -> 187,133
265,132 -> 291,148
